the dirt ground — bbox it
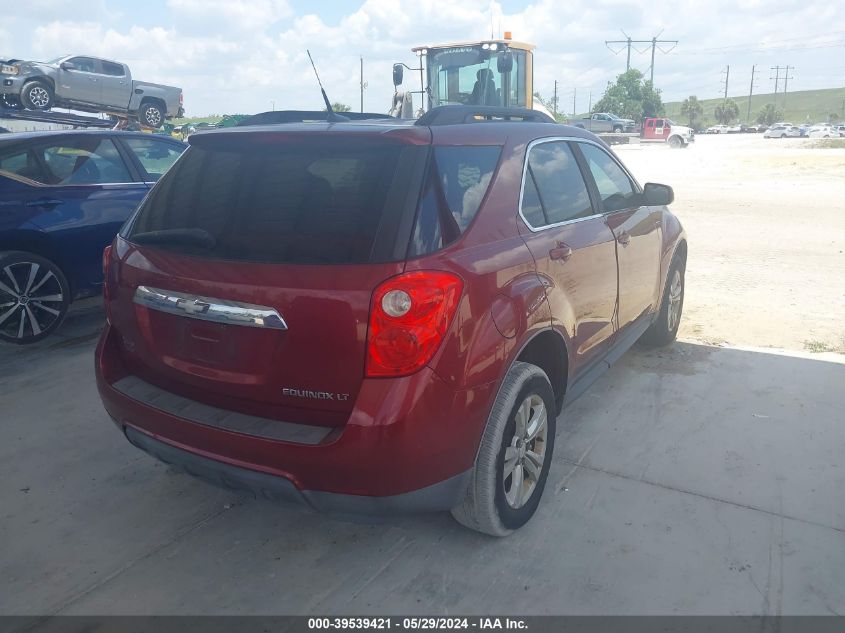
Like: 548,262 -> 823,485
616,133 -> 845,355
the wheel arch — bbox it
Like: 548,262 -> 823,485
514,328 -> 569,413
25,74 -> 55,91
0,230 -> 76,296
139,96 -> 167,117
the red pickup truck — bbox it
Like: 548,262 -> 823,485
641,117 -> 694,148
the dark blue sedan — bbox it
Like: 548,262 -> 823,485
0,130 -> 185,343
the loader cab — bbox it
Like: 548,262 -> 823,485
392,37 -> 535,117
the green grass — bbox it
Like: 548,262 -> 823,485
664,86 -> 845,126
170,115 -> 226,126
804,340 -> 835,354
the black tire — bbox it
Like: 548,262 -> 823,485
21,80 -> 53,110
451,361 -> 557,536
140,101 -> 165,128
640,251 -> 685,348
613,125 -> 623,133
668,135 -> 683,148
1,93 -> 22,110
0,251 -> 70,344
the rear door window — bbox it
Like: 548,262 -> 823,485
128,140 -> 409,265
39,138 -> 132,185
123,138 -> 185,181
520,141 -> 593,228
408,145 -> 501,256
0,148 -> 47,183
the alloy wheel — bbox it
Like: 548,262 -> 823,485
667,269 -> 683,331
502,394 -> 549,509
29,86 -> 50,108
0,262 -> 65,342
145,107 -> 162,126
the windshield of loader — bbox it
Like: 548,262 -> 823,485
426,45 -> 527,109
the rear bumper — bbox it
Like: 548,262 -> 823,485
96,324 -> 495,514
125,426 -> 471,516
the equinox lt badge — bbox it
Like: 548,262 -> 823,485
282,388 -> 350,402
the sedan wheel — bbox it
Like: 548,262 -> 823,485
0,252 -> 70,344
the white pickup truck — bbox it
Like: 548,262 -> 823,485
1,55 -> 183,128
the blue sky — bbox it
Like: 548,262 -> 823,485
2,0 -> 844,116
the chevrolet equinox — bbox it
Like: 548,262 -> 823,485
96,106 -> 687,536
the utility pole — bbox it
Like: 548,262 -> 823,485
572,88 -> 577,117
782,65 -> 794,108
771,65 -> 781,101
588,91 -> 592,114
650,37 -> 656,84
747,65 -> 758,123
553,80 -> 558,117
721,65 -> 730,101
359,56 -> 367,113
606,32 -> 677,82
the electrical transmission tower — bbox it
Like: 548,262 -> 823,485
605,30 -> 677,84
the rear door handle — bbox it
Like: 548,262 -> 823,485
617,231 -> 631,246
26,198 -> 63,208
549,242 -> 572,261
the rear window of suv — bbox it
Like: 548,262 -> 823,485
127,139 -> 408,265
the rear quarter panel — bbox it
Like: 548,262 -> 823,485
407,132 -> 553,391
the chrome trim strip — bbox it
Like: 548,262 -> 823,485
133,286 -> 288,330
516,135 -> 642,233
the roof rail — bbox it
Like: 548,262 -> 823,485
237,110 -> 395,126
415,106 -> 556,126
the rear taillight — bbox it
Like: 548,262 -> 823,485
366,271 -> 463,378
102,245 -> 113,322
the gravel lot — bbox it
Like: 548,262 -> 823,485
1,133 -> 843,617
618,133 -> 845,353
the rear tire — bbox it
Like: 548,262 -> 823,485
140,101 -> 165,128
640,252 -> 685,348
0,251 -> 70,344
451,361 -> 556,536
21,80 -> 53,110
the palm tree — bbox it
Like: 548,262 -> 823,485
680,96 -> 703,128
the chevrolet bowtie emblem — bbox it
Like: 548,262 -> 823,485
176,298 -> 210,315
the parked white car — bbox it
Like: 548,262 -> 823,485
807,125 -> 836,138
706,124 -> 729,134
763,124 -> 801,138
835,124 -> 845,137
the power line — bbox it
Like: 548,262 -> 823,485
605,31 -> 678,83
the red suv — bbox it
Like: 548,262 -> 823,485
96,107 -> 686,536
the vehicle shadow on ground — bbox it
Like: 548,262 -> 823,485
2,334 -> 843,615
0,297 -> 104,367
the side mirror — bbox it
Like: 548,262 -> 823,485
392,63 -> 404,87
497,50 -> 514,73
60,61 -> 75,71
643,182 -> 674,206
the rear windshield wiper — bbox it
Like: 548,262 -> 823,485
130,228 -> 216,249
